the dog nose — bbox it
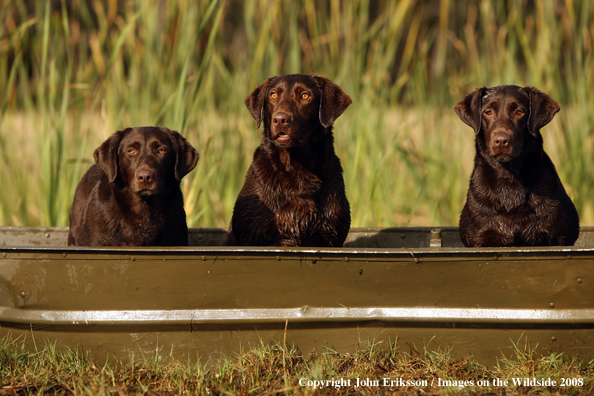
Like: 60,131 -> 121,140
492,132 -> 510,148
272,112 -> 291,126
137,169 -> 154,185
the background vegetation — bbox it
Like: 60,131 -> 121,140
1,0 -> 593,228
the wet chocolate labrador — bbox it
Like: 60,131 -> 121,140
68,126 -> 199,246
455,85 -> 579,247
225,74 -> 352,247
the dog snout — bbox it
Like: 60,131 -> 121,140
136,169 -> 155,186
272,112 -> 291,127
492,131 -> 511,149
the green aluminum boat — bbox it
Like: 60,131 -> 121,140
1,226 -> 593,365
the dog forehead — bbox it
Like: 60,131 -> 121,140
482,85 -> 529,108
119,127 -> 171,147
269,75 -> 318,93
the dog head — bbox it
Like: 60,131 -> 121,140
93,127 -> 199,196
454,85 -> 560,163
245,74 -> 351,148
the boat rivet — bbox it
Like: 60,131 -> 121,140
550,303 -> 555,308
567,255 -> 572,259
400,234 -> 406,239
493,256 -> 498,260
311,259 -> 316,264
577,278 -> 583,284
62,253 -> 67,258
1,253 -> 6,258
44,232 -> 50,238
359,269 -> 363,275
551,336 -> 557,341
201,256 -> 206,261
20,292 -> 26,297
131,256 -> 135,261
414,258 -> 420,263
344,257 -> 349,262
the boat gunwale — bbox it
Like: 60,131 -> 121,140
0,244 -> 590,257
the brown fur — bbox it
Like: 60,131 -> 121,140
68,126 -> 199,246
225,74 -> 351,247
455,85 -> 579,247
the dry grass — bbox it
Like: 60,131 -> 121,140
1,335 -> 593,395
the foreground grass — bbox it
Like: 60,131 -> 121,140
1,336 -> 593,395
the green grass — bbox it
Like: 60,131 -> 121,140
0,0 -> 593,228
1,334 -> 593,395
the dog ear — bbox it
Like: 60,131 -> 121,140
245,78 -> 273,129
165,128 -> 199,181
454,87 -> 487,135
93,129 -> 127,183
315,76 -> 352,128
523,87 -> 560,136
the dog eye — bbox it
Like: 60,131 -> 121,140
270,92 -> 278,99
515,109 -> 524,116
128,148 -> 137,154
301,92 -> 310,100
157,147 -> 166,154
484,109 -> 493,116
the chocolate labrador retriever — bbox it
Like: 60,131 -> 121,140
68,126 -> 199,246
454,85 -> 579,247
225,74 -> 352,247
